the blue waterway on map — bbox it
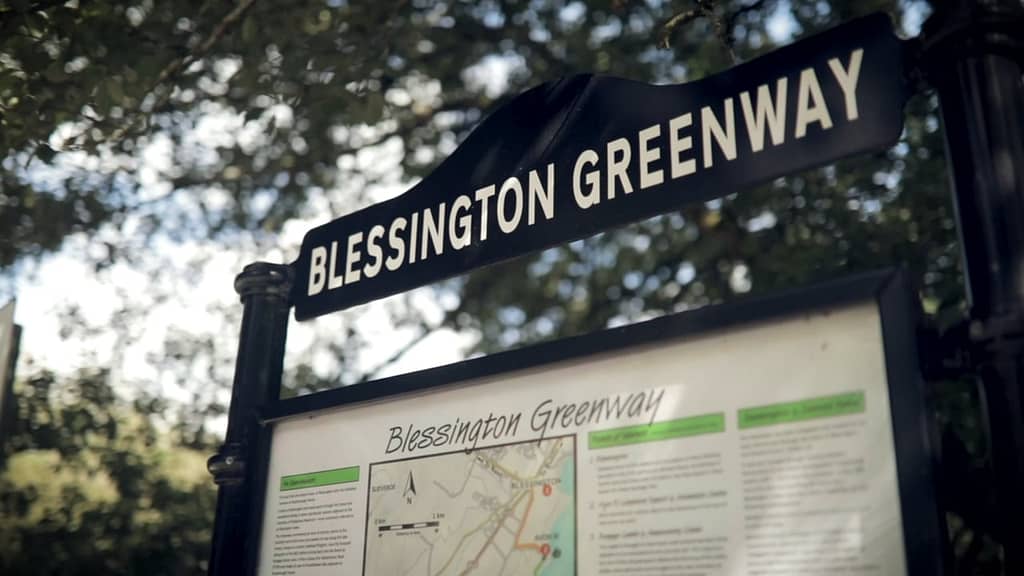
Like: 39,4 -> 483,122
540,455 -> 575,576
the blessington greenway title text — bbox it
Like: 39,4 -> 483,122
306,49 -> 865,298
383,387 -> 666,455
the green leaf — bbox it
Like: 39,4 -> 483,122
104,77 -> 124,103
242,15 -> 258,42
243,106 -> 263,123
44,62 -> 66,83
35,143 -> 57,163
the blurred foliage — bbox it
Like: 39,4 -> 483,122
0,370 -> 215,575
0,0 -> 1005,573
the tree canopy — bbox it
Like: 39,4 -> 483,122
0,0 -> 1003,573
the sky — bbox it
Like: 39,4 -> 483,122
8,178 -> 475,407
6,108 -> 476,418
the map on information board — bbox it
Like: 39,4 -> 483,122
363,436 -> 576,575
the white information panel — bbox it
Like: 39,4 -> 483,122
258,302 -> 907,575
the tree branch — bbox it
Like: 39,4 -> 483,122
0,0 -> 67,33
57,0 -> 259,152
723,0 -> 768,58
659,7 -> 704,49
659,0 -> 771,63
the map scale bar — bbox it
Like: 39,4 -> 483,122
378,521 -> 441,532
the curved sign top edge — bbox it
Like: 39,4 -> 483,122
292,12 -> 909,320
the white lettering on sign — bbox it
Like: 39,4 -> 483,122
306,48 -> 867,297
701,97 -> 737,169
449,195 -> 473,250
364,224 -> 385,278
572,149 -> 600,209
740,78 -> 788,153
795,67 -> 833,138
638,124 -> 664,190
528,163 -> 555,225
497,177 -> 523,234
669,112 -> 696,178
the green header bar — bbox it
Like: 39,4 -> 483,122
738,391 -> 865,430
280,466 -> 360,491
588,413 -> 725,450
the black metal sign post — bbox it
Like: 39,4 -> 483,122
921,0 -> 1024,571
207,264 -> 292,576
206,6 -> 1023,575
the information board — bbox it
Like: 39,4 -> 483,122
255,272 -> 941,575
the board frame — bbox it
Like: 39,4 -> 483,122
249,268 -> 945,575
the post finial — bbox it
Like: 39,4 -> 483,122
234,262 -> 293,302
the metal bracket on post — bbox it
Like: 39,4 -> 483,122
208,262 -> 293,576
207,441 -> 246,487
919,313 -> 1024,568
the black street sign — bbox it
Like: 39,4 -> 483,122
292,13 -> 908,320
